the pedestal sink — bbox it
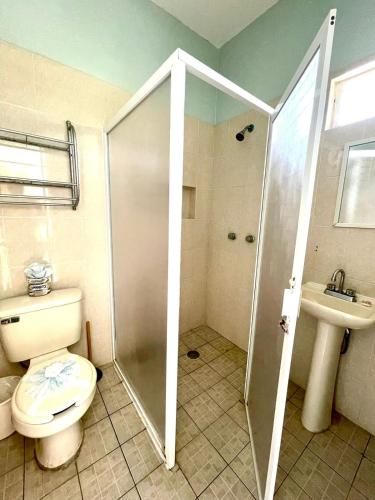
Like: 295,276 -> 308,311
300,282 -> 375,432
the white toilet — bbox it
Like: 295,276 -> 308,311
0,288 -> 96,469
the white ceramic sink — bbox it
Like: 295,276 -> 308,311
300,282 -> 375,433
301,282 -> 375,329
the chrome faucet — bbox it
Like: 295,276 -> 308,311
331,268 -> 345,292
324,268 -> 356,302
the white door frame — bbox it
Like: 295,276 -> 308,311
104,49 -> 274,469
244,10 -> 336,499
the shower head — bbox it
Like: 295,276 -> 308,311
235,123 -> 255,141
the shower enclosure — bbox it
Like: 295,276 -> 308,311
105,11 -> 335,498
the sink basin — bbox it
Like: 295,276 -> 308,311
300,282 -> 375,433
301,282 -> 375,329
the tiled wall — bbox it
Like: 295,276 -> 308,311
291,115 -> 375,435
179,116 -> 214,333
206,110 -> 268,350
0,41 -> 130,373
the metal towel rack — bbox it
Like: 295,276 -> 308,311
0,120 -> 79,210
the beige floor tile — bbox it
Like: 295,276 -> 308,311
120,487 -> 140,499
178,365 -> 187,378
137,463 -> 195,499
0,464 -> 23,500
178,354 -> 205,374
308,430 -> 362,483
227,401 -> 248,431
24,458 -> 76,500
199,466 -> 253,499
76,417 -> 119,472
204,413 -> 249,463
224,346 -> 247,367
196,343 -> 221,363
101,383 -> 132,414
284,402 -> 313,446
177,374 -> 203,405
209,354 -> 237,377
177,434 -> 226,496
121,430 -> 163,484
330,412 -> 370,454
279,429 -> 305,473
110,404 -> 145,445
82,390 -> 108,428
25,437 -> 35,462
176,408 -> 200,451
274,476 -> 309,499
290,448 -> 351,499
353,458 -> 375,500
289,388 -> 305,409
287,381 -> 299,400
79,447 -> 134,499
179,340 -> 189,356
190,364 -> 222,390
226,367 -> 246,393
229,444 -> 258,497
210,336 -> 235,354
184,392 -> 224,431
347,487 -> 368,499
194,326 -> 220,343
207,379 -> 241,411
43,475 -> 82,500
0,432 -> 24,476
276,468 -> 288,491
182,331 -> 207,349
97,364 -> 121,392
365,435 -> 375,463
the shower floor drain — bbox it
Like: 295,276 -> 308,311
187,350 -> 200,359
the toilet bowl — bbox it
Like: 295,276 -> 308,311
12,349 -> 96,468
0,288 -> 96,469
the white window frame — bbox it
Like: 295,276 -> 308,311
334,135 -> 375,228
326,58 -> 375,130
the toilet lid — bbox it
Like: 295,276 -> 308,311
14,352 -> 96,422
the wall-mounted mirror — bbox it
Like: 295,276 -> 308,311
334,137 -> 375,227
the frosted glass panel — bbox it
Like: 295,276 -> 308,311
247,51 -> 320,497
108,79 -> 171,443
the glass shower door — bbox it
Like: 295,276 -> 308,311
108,79 -> 171,448
246,11 -> 336,500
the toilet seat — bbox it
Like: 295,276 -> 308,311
12,349 -> 96,438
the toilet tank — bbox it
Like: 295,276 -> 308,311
0,288 -> 82,362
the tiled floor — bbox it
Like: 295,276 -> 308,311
2,326 -> 374,499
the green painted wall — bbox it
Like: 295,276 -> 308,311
217,0 -> 375,122
0,0 -> 219,123
1,0 -> 375,124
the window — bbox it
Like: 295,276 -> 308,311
326,60 -> 375,129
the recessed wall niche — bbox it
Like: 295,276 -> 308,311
182,185 -> 196,219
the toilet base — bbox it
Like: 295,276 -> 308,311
35,420 -> 83,470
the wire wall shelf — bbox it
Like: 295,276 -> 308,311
0,120 -> 80,210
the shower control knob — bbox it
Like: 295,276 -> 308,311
245,234 -> 255,243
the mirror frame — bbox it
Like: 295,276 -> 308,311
334,135 -> 375,228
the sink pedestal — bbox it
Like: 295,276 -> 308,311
301,320 -> 344,432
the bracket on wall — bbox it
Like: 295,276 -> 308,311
0,120 -> 80,210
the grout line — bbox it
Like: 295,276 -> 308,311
75,461 -> 84,500
22,436 -> 26,500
